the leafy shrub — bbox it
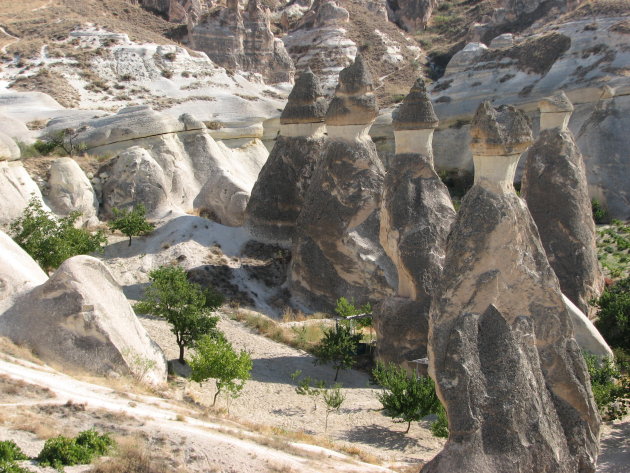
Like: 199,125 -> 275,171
372,362 -> 443,434
0,460 -> 34,473
594,277 -> 630,351
108,204 -> 154,246
314,324 -> 362,381
37,430 -> 113,469
430,404 -> 449,438
0,442 -> 27,463
584,354 -> 629,420
592,199 -> 610,224
10,197 -> 106,272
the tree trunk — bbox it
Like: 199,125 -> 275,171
334,366 -> 340,382
405,421 -> 411,434
178,343 -> 185,363
128,235 -> 132,246
213,386 -> 220,406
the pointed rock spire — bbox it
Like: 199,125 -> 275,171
280,68 -> 328,125
392,78 -> 439,131
539,91 -> 574,131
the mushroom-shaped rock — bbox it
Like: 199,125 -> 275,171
290,56 -> 395,308
246,69 -> 328,242
522,112 -> 604,317
424,103 -> 599,473
539,91 -> 574,131
470,101 -> 532,193
0,255 -> 167,385
47,158 -> 99,227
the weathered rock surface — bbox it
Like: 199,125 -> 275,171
0,161 -> 49,229
290,56 -> 395,308
522,96 -> 604,317
430,17 -> 630,218
47,158 -> 99,227
425,102 -> 600,473
0,131 -> 20,161
386,0 -> 438,32
245,69 -> 328,243
0,230 -> 48,314
141,0 -> 206,24
0,255 -> 167,385
375,79 -> 455,366
190,0 -> 295,83
563,294 -> 612,359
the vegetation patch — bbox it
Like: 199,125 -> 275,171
9,68 -> 80,108
37,429 -> 114,470
596,220 -> 629,279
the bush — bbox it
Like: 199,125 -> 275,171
108,204 -> 154,246
0,442 -> 27,463
584,353 -> 629,420
594,277 -> 630,351
135,265 -> 221,363
372,362 -> 443,434
314,324 -> 362,381
430,404 -> 449,438
10,197 -> 107,272
37,430 -> 113,469
592,199 -> 610,224
0,461 -> 34,473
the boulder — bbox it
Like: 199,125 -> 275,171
0,230 -> 48,314
424,102 -> 600,473
522,93 -> 604,317
245,68 -> 328,243
0,255 -> 167,385
47,158 -> 99,227
290,55 -> 395,309
0,131 -> 20,161
0,161 -> 49,229
375,79 -> 455,366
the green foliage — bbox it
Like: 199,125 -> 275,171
594,277 -> 630,351
314,324 -> 362,381
290,370 -> 326,410
372,362 -> 443,434
334,297 -> 373,342
10,197 -> 106,272
592,199 -> 610,224
37,430 -> 113,470
323,383 -> 345,433
189,335 -> 252,408
108,205 -> 154,246
0,442 -> 27,463
0,461 -> 34,473
597,220 -> 630,279
584,353 -> 629,420
430,404 -> 449,438
135,265 -> 221,363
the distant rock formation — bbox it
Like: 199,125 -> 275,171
0,255 -> 168,385
425,102 -> 600,473
140,0 -> 207,24
522,92 -> 604,317
386,0 -> 438,32
374,79 -> 455,367
245,68 -> 328,243
190,0 -> 295,83
290,55 -> 395,308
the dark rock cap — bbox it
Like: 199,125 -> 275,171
539,91 -> 574,113
280,68 -> 328,125
392,78 -> 439,131
470,101 -> 532,155
325,54 -> 378,126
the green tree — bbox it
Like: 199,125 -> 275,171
372,362 -> 441,434
189,335 -> 253,407
108,204 -> 155,246
322,383 -> 345,432
10,197 -> 106,272
314,324 -> 361,381
335,297 -> 373,340
594,277 -> 630,352
134,266 -> 221,363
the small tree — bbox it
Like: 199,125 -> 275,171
372,362 -> 441,434
10,197 -> 106,272
189,335 -> 253,407
594,277 -> 630,351
323,383 -> 345,432
108,204 -> 155,246
291,370 -> 326,411
335,296 -> 373,340
134,265 -> 221,363
314,324 -> 361,381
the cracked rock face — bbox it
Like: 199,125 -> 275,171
424,102 -> 600,473
386,0 -> 439,32
522,101 -> 604,317
289,56 -> 395,309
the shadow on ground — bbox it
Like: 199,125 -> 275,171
597,420 -> 630,473
343,424 -> 420,450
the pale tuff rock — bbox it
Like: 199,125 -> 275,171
290,56 -> 395,308
375,78 -> 455,367
387,0 -> 439,32
140,0 -> 206,24
470,101 -> 532,194
0,255 -> 168,385
0,230 -> 48,314
522,98 -> 604,317
539,90 -> 574,131
563,294 -> 612,359
245,69 -> 328,242
47,158 -> 99,228
0,131 -> 20,161
189,0 -> 295,83
424,102 -> 600,473
0,161 -> 50,228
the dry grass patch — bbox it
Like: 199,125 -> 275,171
0,337 -> 43,365
0,375 -> 56,402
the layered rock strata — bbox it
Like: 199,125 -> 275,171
424,102 -> 600,473
0,255 -> 167,385
522,92 -> 604,317
245,68 -> 328,243
374,79 -> 456,367
290,55 -> 395,308
190,0 -> 295,83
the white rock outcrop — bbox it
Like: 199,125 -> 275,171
47,158 -> 99,227
0,131 -> 20,161
0,161 -> 49,228
0,255 -> 167,385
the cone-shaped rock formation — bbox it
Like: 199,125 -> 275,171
289,55 -> 395,308
522,92 -> 604,317
424,102 -> 600,473
374,79 -> 456,367
245,68 -> 328,243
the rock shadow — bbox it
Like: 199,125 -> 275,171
343,424 -> 420,450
